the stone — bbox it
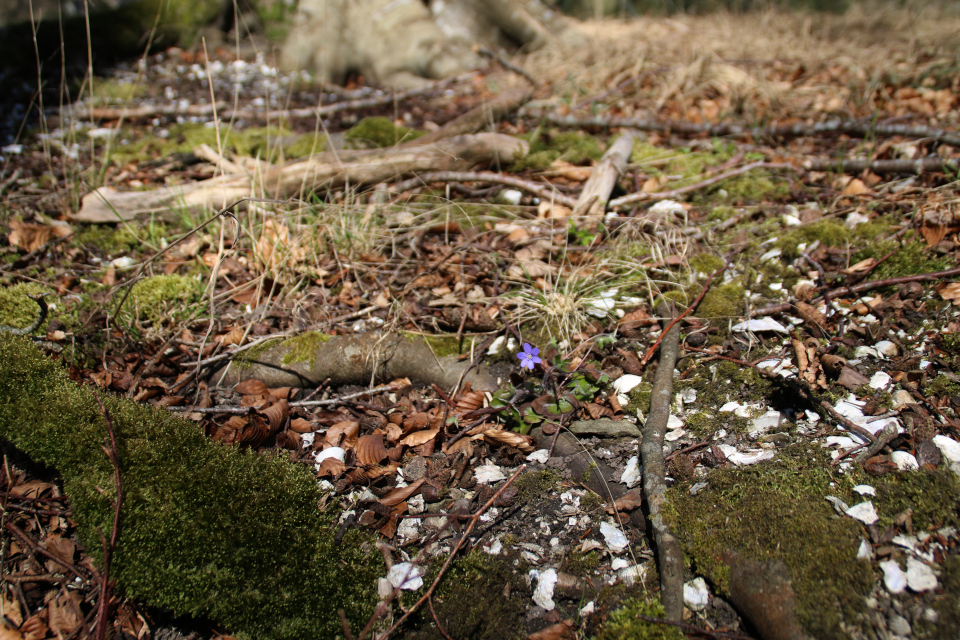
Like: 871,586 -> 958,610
683,577 -> 710,611
568,418 -> 641,438
750,410 -> 782,437
845,501 -> 878,525
880,560 -> 907,593
906,557 -> 938,592
890,451 -> 919,470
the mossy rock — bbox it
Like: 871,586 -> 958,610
0,334 -> 380,640
344,116 -> 425,148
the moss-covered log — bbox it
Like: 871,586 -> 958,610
0,334 -> 380,640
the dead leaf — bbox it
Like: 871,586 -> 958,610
527,619 -> 575,640
8,220 -> 72,252
841,257 -> 876,275
356,433 -> 388,466
9,480 -> 56,499
19,615 -> 46,640
937,282 -> 960,306
483,429 -> 535,453
48,591 -> 82,637
379,478 -> 426,507
584,402 -> 613,419
610,489 -> 644,512
837,366 -> 870,390
316,458 -> 346,478
444,438 -> 474,457
235,379 -> 269,396
839,176 -> 871,196
920,224 -> 950,247
507,259 -> 557,279
795,301 -> 827,330
400,429 -> 439,447
260,399 -> 289,432
326,421 -> 360,447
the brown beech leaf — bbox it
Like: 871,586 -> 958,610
584,402 -> 613,419
379,478 -> 426,507
8,220 -> 72,252
792,281 -> 817,301
326,421 -> 360,447
841,257 -> 876,275
19,614 -> 47,640
356,433 -> 388,466
483,429 -> 535,453
268,387 -> 294,400
384,423 -> 403,444
444,438 -> 474,457
10,480 -> 56,499
275,431 -> 301,450
864,456 -> 896,476
379,515 -> 398,539
235,379 -> 269,395
821,353 -> 846,376
43,536 -> 76,563
403,412 -> 435,432
360,463 -> 399,479
527,619 -> 575,640
795,301 -> 827,330
48,591 -> 83,638
937,281 -> 960,306
400,429 -> 439,447
316,458 -> 346,478
217,326 -> 246,346
615,347 -> 644,375
260,399 -> 289,432
837,366 -> 870,390
290,418 -> 314,433
920,224 -> 950,247
455,390 -> 486,415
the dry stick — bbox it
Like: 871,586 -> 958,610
519,109 -> 960,148
91,392 -> 123,640
684,347 -> 878,444
389,170 -> 578,209
640,305 -> 684,621
907,388 -> 960,434
167,382 -> 400,413
476,46 -> 538,87
411,86 -> 534,147
640,260 -> 729,367
753,265 -> 960,317
804,157 -> 960,174
4,522 -> 90,583
609,162 -> 793,209
361,465 -> 527,640
573,131 -> 635,218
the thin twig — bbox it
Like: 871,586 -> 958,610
684,347 -> 877,443
641,304 -> 685,620
91,391 -> 123,640
476,46 -> 538,87
389,171 -> 578,209
166,383 -> 400,413
359,465 -> 527,640
610,162 -> 793,209
640,261 -> 728,366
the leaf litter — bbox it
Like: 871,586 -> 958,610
2,5 -> 960,640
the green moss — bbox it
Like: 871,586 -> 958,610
279,331 -> 333,366
868,469 -> 960,531
777,220 -> 852,260
688,253 -> 726,274
511,129 -> 604,171
121,274 -> 204,327
694,171 -> 789,205
668,446 -> 875,639
924,374 -> 960,398
0,334 -> 379,640
593,597 -> 685,640
344,117 -> 425,148
695,281 -> 745,321
513,469 -> 560,502
409,333 -> 464,358
581,490 -> 604,512
407,551 -> 529,640
625,382 -> 653,414
563,549 -> 600,576
706,205 -> 737,223
0,283 -> 54,333
915,554 -> 960,639
867,241 -> 954,282
234,337 -> 284,371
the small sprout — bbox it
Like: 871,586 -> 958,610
516,343 -> 541,370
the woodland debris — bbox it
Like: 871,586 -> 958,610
72,133 -> 528,222
571,131 -> 634,218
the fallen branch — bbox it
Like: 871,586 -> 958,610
72,133 -> 528,222
168,382 -> 402,414
804,157 -> 960,174
609,162 -> 793,210
640,304 -> 684,621
519,108 -> 960,148
572,131 -> 634,217
389,170 -> 577,208
412,86 -> 534,147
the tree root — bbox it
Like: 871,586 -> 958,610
640,305 -> 684,620
213,330 -> 499,393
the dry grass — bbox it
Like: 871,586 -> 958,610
523,2 -> 960,122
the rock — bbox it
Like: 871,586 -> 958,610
599,521 -> 628,553
890,451 -> 919,470
530,568 -> 558,610
683,577 -> 710,611
619,455 -> 641,487
906,557 -> 938,592
750,410 -> 782,437
917,439 -> 942,469
880,560 -> 907,593
845,501 -> 879,525
891,390 -> 913,408
932,435 -> 960,474
888,613 -> 911,636
568,418 -> 641,438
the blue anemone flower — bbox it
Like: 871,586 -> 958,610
517,343 -> 541,370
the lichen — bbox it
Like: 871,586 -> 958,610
279,331 -> 332,366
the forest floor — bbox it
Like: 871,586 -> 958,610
1,5 -> 960,640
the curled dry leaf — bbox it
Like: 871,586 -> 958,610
316,458 -> 346,478
7,220 -> 73,252
359,463 -> 399,479
260,399 -> 289,432
792,281 -> 817,301
384,423 -> 403,444
795,301 -> 827,329
527,619 -> 575,640
400,428 -> 439,447
9,480 -> 56,499
235,379 -> 269,396
445,438 -> 474,458
483,428 -> 535,453
290,417 -> 314,433
356,433 -> 389,466
455,390 -> 486,415
937,281 -> 960,306
379,478 -> 426,507
217,326 -> 246,346
326,421 -> 360,447
842,257 -> 876,275
609,489 -> 644,513
821,353 -> 846,376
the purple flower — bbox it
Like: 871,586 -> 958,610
516,343 -> 541,370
